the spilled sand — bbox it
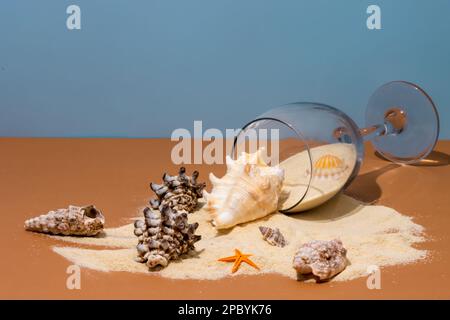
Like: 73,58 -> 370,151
51,194 -> 427,281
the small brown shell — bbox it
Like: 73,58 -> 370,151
259,226 -> 287,247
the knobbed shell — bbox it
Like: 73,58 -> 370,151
259,226 -> 287,247
292,239 -> 348,281
24,205 -> 105,236
306,154 -> 349,180
149,167 -> 205,213
134,205 -> 201,269
205,149 -> 284,229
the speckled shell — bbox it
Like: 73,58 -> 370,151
24,205 -> 105,236
292,239 -> 348,281
307,154 -> 349,180
259,226 -> 287,247
205,149 -> 284,229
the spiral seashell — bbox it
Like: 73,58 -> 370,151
205,149 -> 284,229
259,226 -> 287,247
24,205 -> 105,236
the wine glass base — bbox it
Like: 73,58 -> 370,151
365,81 -> 439,164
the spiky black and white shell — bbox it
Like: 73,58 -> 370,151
149,167 -> 205,213
134,205 -> 201,269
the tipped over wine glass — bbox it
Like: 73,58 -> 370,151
232,81 -> 439,213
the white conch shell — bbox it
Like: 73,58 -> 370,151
205,149 -> 284,229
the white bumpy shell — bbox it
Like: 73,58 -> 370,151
292,239 -> 348,281
205,149 -> 284,229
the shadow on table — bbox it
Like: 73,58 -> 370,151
374,150 -> 450,167
345,149 -> 449,204
412,150 -> 450,167
344,163 -> 399,204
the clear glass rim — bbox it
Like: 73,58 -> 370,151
232,116 -> 313,213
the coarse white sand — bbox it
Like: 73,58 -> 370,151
52,194 -> 427,282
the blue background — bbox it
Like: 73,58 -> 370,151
0,0 -> 449,138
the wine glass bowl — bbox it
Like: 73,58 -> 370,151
233,103 -> 364,213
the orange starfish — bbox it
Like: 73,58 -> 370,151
218,249 -> 260,273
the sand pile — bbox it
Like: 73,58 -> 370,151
52,194 -> 427,281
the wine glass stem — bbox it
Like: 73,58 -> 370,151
360,107 -> 407,141
359,124 -> 388,141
